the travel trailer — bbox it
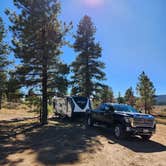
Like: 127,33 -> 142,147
53,96 -> 91,118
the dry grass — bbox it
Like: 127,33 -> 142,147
0,103 -> 38,121
2,102 -> 29,110
151,105 -> 166,125
152,105 -> 166,116
156,117 -> 166,125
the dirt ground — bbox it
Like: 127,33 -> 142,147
0,108 -> 166,166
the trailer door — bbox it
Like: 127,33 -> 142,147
66,97 -> 72,117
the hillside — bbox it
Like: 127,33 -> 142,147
155,95 -> 166,105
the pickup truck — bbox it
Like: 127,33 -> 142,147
86,103 -> 156,140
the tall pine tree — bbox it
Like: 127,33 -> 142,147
124,87 -> 135,106
117,92 -> 125,104
48,62 -> 69,97
136,71 -> 155,114
100,85 -> 114,103
71,15 -> 105,97
0,17 -> 9,109
6,0 -> 71,124
6,71 -> 22,102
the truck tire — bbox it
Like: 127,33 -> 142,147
114,124 -> 126,139
141,135 -> 152,141
86,115 -> 94,127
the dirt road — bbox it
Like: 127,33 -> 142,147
0,109 -> 166,166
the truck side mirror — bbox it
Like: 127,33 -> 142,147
105,106 -> 114,112
104,106 -> 110,111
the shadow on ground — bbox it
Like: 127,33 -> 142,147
0,117 -> 166,166
93,125 -> 166,153
0,117 -> 39,139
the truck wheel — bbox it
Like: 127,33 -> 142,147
141,135 -> 152,141
87,115 -> 94,127
114,124 -> 125,139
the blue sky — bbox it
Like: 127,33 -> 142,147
0,0 -> 166,96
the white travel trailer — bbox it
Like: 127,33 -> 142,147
53,96 -> 91,118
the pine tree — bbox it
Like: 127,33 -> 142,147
0,17 -> 9,109
136,71 -> 156,114
117,92 -> 125,104
135,98 -> 144,112
48,62 -> 69,97
71,15 -> 105,97
124,87 -> 135,106
0,73 -> 7,109
100,85 -> 114,103
6,0 -> 71,124
6,71 -> 22,102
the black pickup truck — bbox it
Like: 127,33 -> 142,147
86,103 -> 156,140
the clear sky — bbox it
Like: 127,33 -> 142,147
0,0 -> 166,96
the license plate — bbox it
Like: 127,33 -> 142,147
143,129 -> 149,133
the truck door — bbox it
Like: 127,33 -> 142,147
103,105 -> 114,124
94,104 -> 106,122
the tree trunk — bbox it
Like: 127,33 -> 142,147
148,109 -> 151,114
41,60 -> 48,125
144,98 -> 147,114
85,54 -> 90,98
0,91 -> 2,110
41,28 -> 48,125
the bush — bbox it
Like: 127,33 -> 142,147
25,96 -> 41,113
48,104 -> 54,114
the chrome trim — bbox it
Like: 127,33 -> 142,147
133,118 -> 154,128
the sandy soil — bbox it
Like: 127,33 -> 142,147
0,108 -> 166,166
